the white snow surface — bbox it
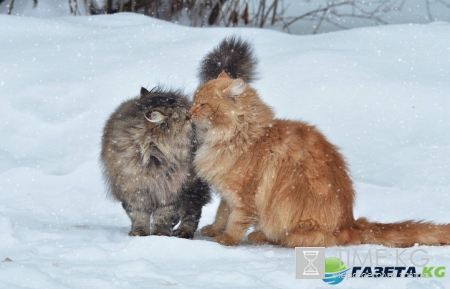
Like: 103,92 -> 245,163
1,12 -> 450,289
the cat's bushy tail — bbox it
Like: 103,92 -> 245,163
352,218 -> 450,247
198,36 -> 258,85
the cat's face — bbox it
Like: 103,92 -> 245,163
138,88 -> 192,140
189,72 -> 247,132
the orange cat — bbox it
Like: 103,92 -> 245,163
188,71 -> 450,248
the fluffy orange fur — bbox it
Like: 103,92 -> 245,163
189,72 -> 450,247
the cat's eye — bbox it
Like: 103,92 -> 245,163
144,111 -> 166,123
194,102 -> 206,107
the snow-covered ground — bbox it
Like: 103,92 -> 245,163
0,8 -> 450,289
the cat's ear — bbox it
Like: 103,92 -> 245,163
140,87 -> 151,98
218,71 -> 230,79
225,78 -> 246,98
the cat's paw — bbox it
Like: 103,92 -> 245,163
128,229 -> 150,237
214,233 -> 240,246
201,224 -> 223,237
173,228 -> 195,239
150,228 -> 172,237
247,231 -> 270,245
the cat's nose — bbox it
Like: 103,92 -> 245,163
187,106 -> 198,121
187,108 -> 195,120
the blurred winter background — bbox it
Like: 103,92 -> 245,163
2,0 -> 450,34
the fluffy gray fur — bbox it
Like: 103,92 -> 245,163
198,35 -> 258,85
101,87 -> 210,238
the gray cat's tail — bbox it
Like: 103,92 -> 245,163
198,36 -> 258,84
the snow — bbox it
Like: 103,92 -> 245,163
1,8 -> 450,289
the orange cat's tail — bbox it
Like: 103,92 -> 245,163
353,217 -> 450,247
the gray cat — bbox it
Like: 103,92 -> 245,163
100,87 -> 210,238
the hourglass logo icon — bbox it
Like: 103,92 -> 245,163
303,251 -> 319,275
295,247 -> 325,279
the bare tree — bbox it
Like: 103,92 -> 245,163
4,0 -> 37,14
82,0 -> 409,33
4,0 -> 450,34
280,0 -> 407,34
